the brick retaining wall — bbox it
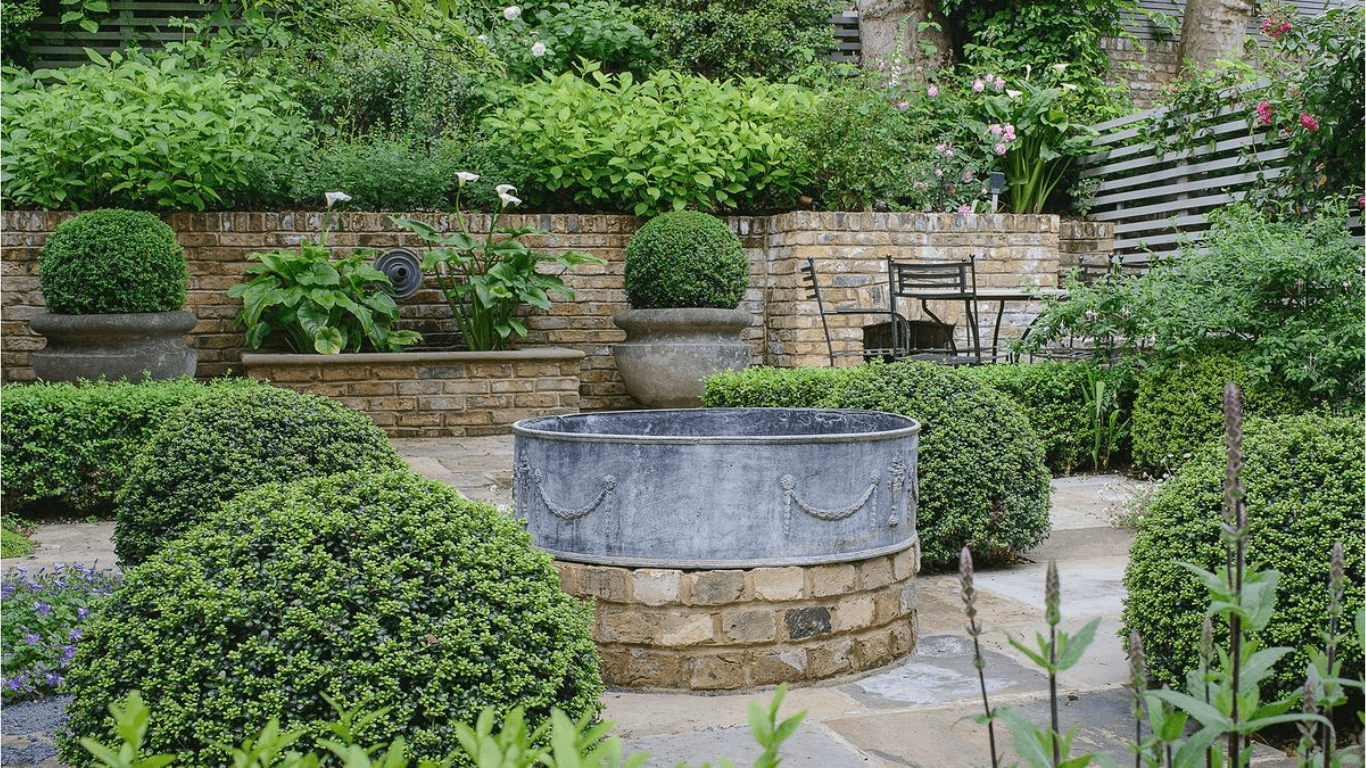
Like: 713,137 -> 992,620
554,542 -> 920,690
2,211 -> 1113,413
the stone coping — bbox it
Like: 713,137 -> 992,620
241,347 -> 586,365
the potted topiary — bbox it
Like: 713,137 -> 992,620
612,211 -> 753,407
29,208 -> 197,382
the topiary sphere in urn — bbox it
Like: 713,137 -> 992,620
613,211 -> 753,408
29,208 -> 197,382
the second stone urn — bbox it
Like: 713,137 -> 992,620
611,307 -> 752,408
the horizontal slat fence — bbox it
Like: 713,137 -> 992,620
1078,81 -> 1361,266
26,0 -> 224,69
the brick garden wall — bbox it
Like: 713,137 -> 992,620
1,211 -> 1113,411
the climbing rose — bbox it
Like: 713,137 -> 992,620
1300,113 -> 1320,132
1255,101 -> 1274,126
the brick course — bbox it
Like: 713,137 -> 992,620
553,541 -> 920,690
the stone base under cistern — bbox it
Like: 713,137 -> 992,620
552,543 -> 920,691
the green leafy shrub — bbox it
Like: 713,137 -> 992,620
62,470 -> 604,766
282,137 -> 466,213
623,211 -> 749,309
293,42 -> 489,142
484,66 -> 813,215
1021,204 -> 1365,408
961,360 -> 1136,474
702,365 -> 855,408
483,0 -> 658,81
793,73 -> 992,213
1,0 -> 41,66
0,378 -> 252,517
1121,414 -> 1364,700
38,209 -> 187,315
628,0 -> 839,83
0,527 -> 33,558
702,362 -> 1051,568
1130,346 -> 1306,471
111,385 -> 406,566
1,49 -> 309,211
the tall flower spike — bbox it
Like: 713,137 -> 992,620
1330,541 -> 1345,611
1222,382 -> 1245,533
1200,616 -> 1214,663
960,546 -> 979,634
1045,560 -> 1061,627
1127,630 -> 1147,689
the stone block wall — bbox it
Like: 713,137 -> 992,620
554,543 -> 920,690
2,210 -> 1112,412
239,348 -> 584,438
764,212 -> 1064,367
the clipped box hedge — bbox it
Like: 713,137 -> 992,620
703,361 -> 1051,569
0,377 -> 254,517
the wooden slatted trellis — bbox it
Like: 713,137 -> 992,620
1077,81 -> 1362,266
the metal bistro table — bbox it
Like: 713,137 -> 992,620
973,286 -> 1066,362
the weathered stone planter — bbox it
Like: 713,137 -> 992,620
611,308 -> 752,408
29,310 -> 197,382
515,407 -> 921,689
241,347 -> 585,438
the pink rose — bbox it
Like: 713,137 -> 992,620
1255,101 -> 1274,126
1300,113 -> 1320,132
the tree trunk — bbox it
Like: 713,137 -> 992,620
1179,0 -> 1258,73
855,0 -> 952,71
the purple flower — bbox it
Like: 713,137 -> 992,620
34,602 -> 51,617
69,627 -> 83,642
76,607 -> 90,621
45,672 -> 63,688
4,675 -> 30,692
59,645 -> 78,666
24,632 -> 41,646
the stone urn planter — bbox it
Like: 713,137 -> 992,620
30,209 -> 197,382
612,308 -> 751,408
30,310 -> 198,382
614,211 -> 755,408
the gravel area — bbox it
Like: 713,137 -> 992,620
1,696 -> 69,767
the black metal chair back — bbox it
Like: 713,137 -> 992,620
799,258 -> 837,366
885,255 -> 983,364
